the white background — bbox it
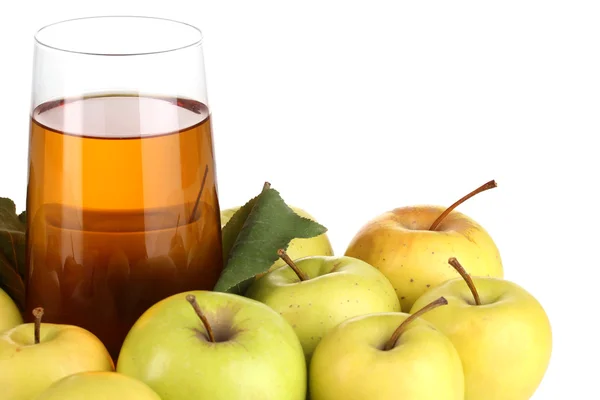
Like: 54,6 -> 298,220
1,1 -> 597,398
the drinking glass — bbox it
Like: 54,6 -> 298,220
25,16 -> 223,359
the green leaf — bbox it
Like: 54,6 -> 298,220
0,197 -> 27,310
214,184 -> 327,294
0,252 -> 25,310
18,211 -> 27,225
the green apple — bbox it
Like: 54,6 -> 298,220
309,297 -> 464,399
410,257 -> 552,400
117,290 -> 306,400
221,205 -> 334,272
35,371 -> 161,400
246,251 -> 401,362
0,288 -> 22,333
0,307 -> 114,400
219,207 -> 238,226
345,179 -> 503,311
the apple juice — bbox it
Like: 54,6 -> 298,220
25,94 -> 223,359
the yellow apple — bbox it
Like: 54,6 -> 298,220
34,371 -> 161,400
0,307 -> 114,400
309,297 -> 464,399
410,258 -> 552,400
0,288 -> 22,333
345,180 -> 503,311
117,291 -> 307,399
245,251 -> 400,362
221,205 -> 334,271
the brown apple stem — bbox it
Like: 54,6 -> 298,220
383,297 -> 448,351
263,181 -> 272,191
70,233 -> 75,259
277,249 -> 309,281
188,164 -> 209,224
429,179 -> 497,231
186,294 -> 216,343
32,307 -> 44,345
448,257 -> 481,305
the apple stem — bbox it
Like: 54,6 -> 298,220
32,307 -> 44,345
429,179 -> 497,231
188,164 -> 209,224
70,233 -> 75,260
186,294 -> 216,343
263,181 -> 272,191
448,257 -> 481,305
383,297 -> 448,351
278,249 -> 309,281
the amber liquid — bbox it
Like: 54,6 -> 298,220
25,94 -> 223,359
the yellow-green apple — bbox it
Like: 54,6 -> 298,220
410,257 -> 552,400
309,297 -> 464,400
34,371 -> 161,400
345,179 -> 503,311
0,288 -> 22,333
219,207 -> 238,226
0,307 -> 114,400
221,205 -> 334,272
117,291 -> 306,400
245,250 -> 400,362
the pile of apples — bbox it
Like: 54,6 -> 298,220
0,180 -> 552,400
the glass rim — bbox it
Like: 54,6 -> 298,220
34,15 -> 204,57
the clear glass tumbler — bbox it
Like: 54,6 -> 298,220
25,16 -> 223,360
